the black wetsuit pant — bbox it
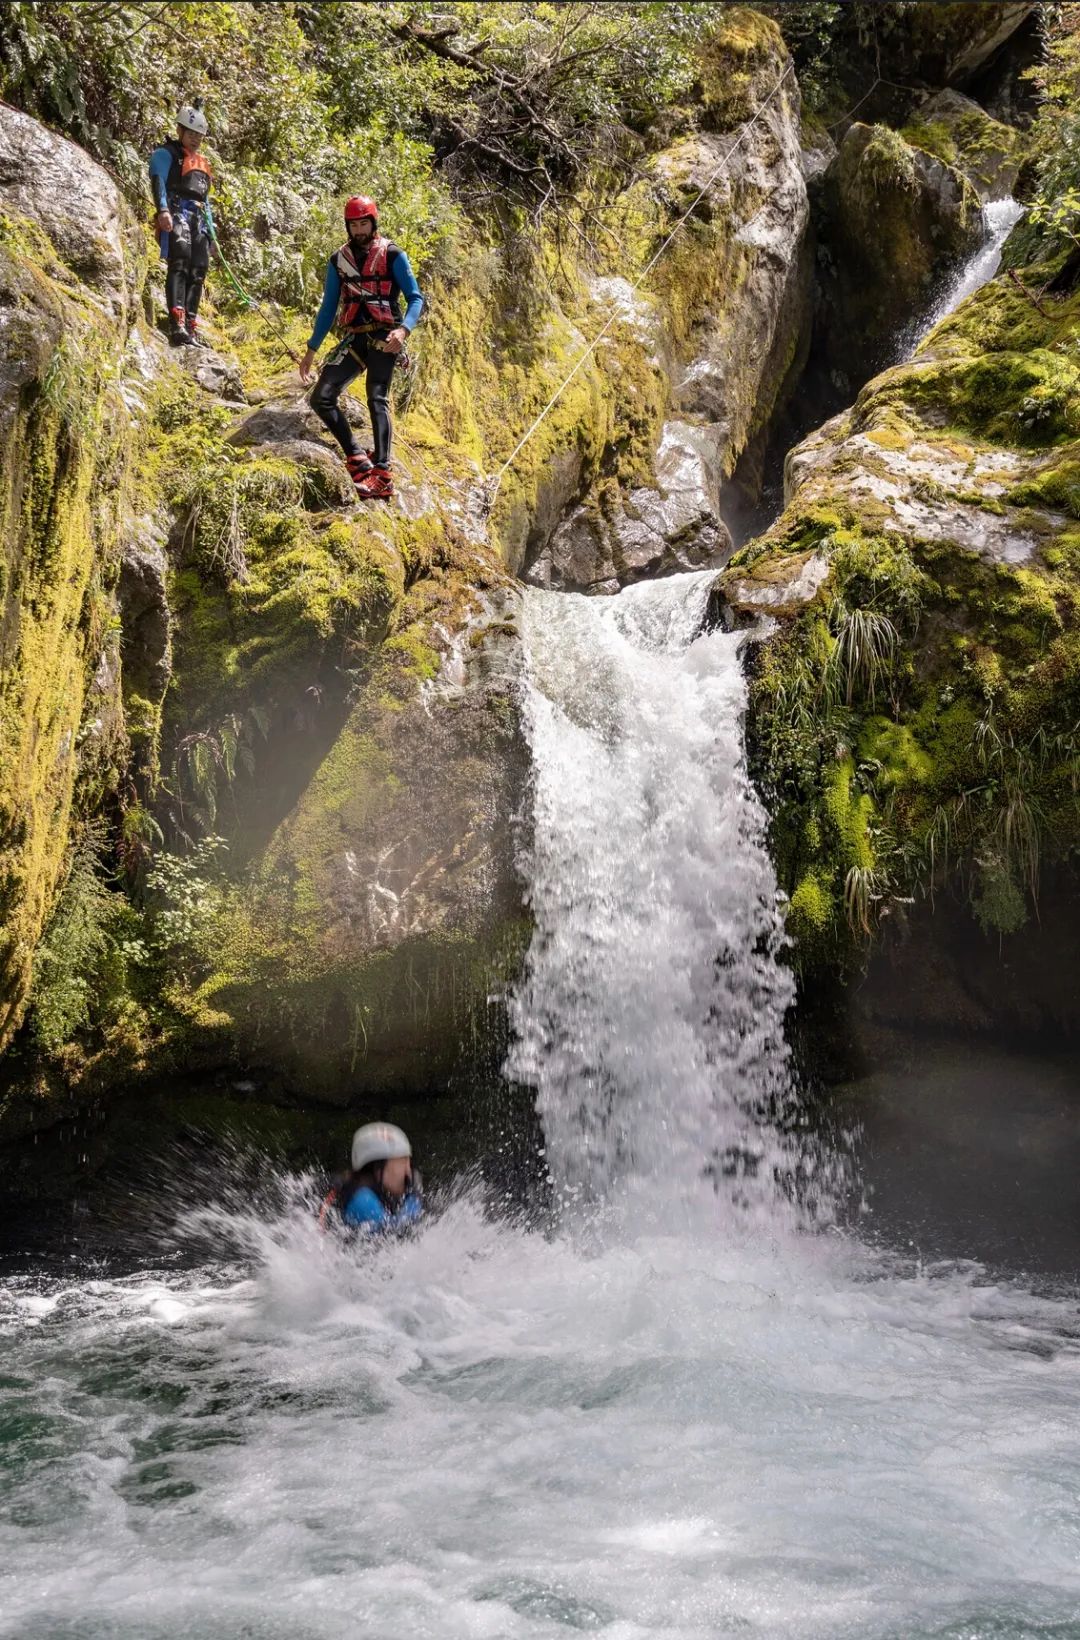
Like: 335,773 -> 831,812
309,333 -> 396,466
166,204 -> 211,323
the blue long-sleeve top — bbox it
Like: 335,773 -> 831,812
148,143 -> 214,258
306,249 -> 424,352
341,1186 -> 423,1233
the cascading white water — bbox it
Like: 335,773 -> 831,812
900,196 -> 1025,357
507,576 -> 800,1222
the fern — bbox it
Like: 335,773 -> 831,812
29,828 -> 122,1051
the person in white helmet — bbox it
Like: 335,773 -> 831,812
147,101 -> 215,346
318,1122 -> 423,1233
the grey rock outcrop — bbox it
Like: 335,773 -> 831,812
528,420 -> 731,591
528,19 -> 811,593
0,102 -> 142,320
908,89 -> 1024,203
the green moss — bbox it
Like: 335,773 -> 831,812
787,871 -> 834,943
695,6 -> 784,130
859,718 -> 934,789
0,223 -> 129,1051
383,627 -> 440,683
900,120 -> 959,172
850,125 -> 920,204
823,757 -> 875,872
902,102 -> 1023,200
1006,456 -> 1080,518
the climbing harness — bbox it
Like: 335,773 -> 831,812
203,217 -> 300,364
482,59 -> 796,514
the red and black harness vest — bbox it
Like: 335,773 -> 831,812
332,236 -> 402,333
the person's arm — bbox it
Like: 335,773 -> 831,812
299,259 -> 341,381
148,146 -> 172,213
148,147 -> 173,254
390,249 -> 424,332
307,259 -> 341,352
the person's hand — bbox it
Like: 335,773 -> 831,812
381,327 -> 407,356
299,347 -> 316,384
156,209 -> 173,235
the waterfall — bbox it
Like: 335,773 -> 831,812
506,574 -> 805,1223
901,196 -> 1025,357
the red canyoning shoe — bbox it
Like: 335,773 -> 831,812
353,465 -> 394,501
345,452 -> 374,490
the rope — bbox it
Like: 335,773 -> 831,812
484,58 -> 796,512
204,216 -> 299,363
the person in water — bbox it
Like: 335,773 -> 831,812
319,1122 -> 423,1234
298,194 -> 424,501
148,101 -> 215,347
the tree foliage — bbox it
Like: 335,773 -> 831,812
0,1 -> 725,297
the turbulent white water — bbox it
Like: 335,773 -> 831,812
507,578 -> 802,1223
901,196 -> 1025,356
3,573 -> 1080,1638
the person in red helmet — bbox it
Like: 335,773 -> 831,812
299,196 -> 424,500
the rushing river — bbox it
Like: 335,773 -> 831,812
3,577 -> 1080,1639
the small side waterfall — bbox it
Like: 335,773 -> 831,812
902,196 -> 1025,356
507,574 -> 803,1222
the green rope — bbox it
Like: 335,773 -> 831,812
205,216 -> 298,362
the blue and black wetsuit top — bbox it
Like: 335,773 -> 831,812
320,1173 -> 423,1235
148,139 -> 215,257
342,1184 -> 423,1233
306,245 -> 423,353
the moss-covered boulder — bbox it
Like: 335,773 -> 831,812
903,88 -> 1025,203
0,106 -> 145,1052
187,575 -> 528,1099
730,248 -> 1080,989
816,123 -> 983,391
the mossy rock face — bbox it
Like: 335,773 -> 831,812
902,88 -> 1025,203
816,124 -> 984,392
191,585 -> 530,1097
733,253 -> 1080,978
528,12 -> 811,594
0,108 -> 144,1053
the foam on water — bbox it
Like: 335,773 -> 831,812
2,1201 -> 1080,1639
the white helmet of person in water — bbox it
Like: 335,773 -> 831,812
351,1122 -> 412,1173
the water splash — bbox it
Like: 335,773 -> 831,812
3,1200 -> 1080,1639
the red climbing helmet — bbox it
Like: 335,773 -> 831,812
344,195 -> 379,224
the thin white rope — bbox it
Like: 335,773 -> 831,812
487,58 -> 796,507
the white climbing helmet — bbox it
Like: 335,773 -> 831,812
177,103 -> 209,137
351,1121 -> 412,1173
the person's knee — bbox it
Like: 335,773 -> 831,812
310,376 -> 337,417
